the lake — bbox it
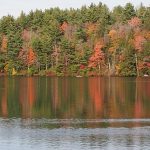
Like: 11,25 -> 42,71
0,77 -> 150,150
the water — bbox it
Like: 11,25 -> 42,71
0,77 -> 150,150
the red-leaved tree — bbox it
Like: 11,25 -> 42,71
128,17 -> 141,28
88,42 -> 105,74
134,35 -> 145,52
60,22 -> 69,32
18,48 -> 36,70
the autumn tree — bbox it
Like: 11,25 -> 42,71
128,17 -> 141,28
27,48 -> 36,70
88,41 -> 105,75
108,29 -> 120,75
1,35 -> 8,52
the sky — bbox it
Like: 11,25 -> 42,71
0,0 -> 149,18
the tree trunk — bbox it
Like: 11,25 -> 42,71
45,53 -> 48,70
98,62 -> 101,75
108,58 -> 111,76
135,54 -> 139,77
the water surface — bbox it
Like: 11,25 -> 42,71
0,77 -> 150,150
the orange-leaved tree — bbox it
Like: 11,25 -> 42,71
88,41 -> 105,75
1,35 -> 7,52
60,21 -> 69,32
134,35 -> 145,52
18,47 -> 36,71
27,48 -> 36,70
133,33 -> 146,76
128,17 -> 141,28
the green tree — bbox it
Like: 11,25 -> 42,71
123,3 -> 136,21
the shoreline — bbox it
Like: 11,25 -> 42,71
0,74 -> 149,78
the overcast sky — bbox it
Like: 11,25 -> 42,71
0,0 -> 149,18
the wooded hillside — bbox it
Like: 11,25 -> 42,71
0,3 -> 150,76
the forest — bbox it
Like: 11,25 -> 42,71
0,2 -> 150,76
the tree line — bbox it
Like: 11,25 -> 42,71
0,2 -> 150,76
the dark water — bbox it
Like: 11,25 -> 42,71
0,77 -> 150,150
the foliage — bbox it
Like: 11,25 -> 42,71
0,3 -> 149,76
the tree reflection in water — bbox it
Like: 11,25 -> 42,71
0,77 -> 149,123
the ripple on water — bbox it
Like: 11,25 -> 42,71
0,118 -> 150,150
